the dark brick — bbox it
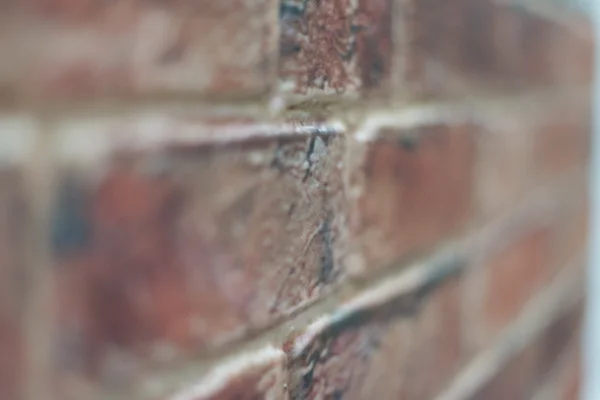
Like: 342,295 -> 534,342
286,277 -> 463,400
279,0 -> 392,96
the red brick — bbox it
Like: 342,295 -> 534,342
410,0 -> 592,96
0,0 -> 278,101
286,277 -> 463,400
348,121 -> 475,273
167,346 -> 286,400
0,168 -> 28,400
279,0 -> 392,97
482,228 -> 553,338
50,121 -> 347,391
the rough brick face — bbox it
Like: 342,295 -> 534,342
288,317 -> 413,399
51,126 -> 347,388
348,122 -> 475,272
279,0 -> 392,96
286,276 -> 462,400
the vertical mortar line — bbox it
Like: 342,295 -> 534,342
22,113 -> 59,400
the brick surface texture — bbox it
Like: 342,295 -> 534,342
0,0 -> 592,399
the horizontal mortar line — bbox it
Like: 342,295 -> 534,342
352,89 -> 590,142
53,118 -> 346,165
116,167 -> 588,400
55,85 -> 589,166
433,260 -> 585,400
530,337 -> 581,400
0,78 -> 589,120
0,92 -> 279,118
0,84 -> 589,166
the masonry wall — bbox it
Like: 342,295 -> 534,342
0,0 -> 593,399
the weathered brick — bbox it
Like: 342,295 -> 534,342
287,316 -> 413,399
0,0 -> 278,101
0,168 -> 27,400
279,0 -> 392,97
50,120 -> 347,390
286,275 -> 463,400
167,346 -> 287,400
348,120 -> 475,273
481,228 -> 553,338
409,0 -> 592,96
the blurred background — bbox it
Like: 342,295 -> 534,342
0,0 -> 596,399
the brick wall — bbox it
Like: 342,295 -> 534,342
0,0 -> 592,399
